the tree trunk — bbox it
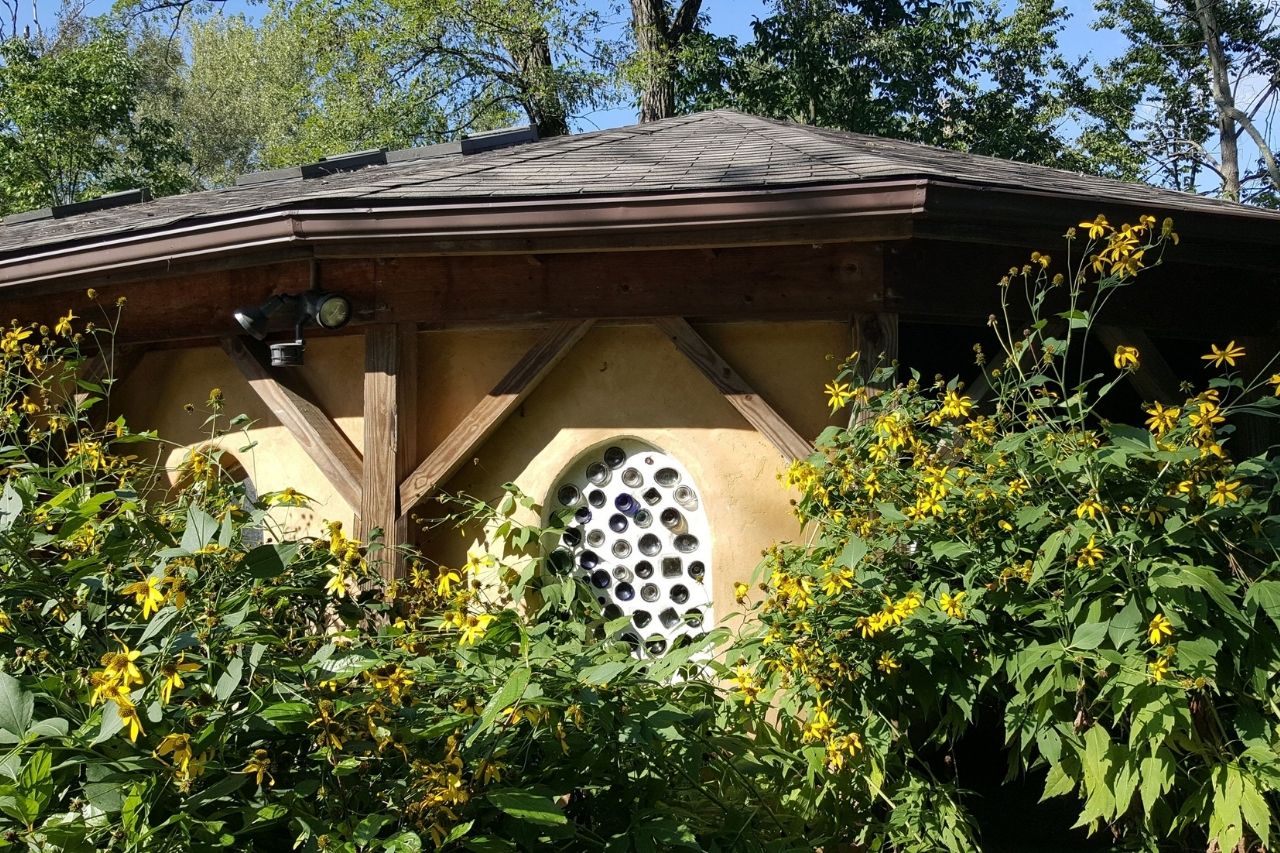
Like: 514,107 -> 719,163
630,0 -> 703,123
514,29 -> 569,138
1193,0 -> 1241,200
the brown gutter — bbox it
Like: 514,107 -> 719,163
0,181 -> 928,291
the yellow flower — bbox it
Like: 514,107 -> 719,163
0,611 -> 10,633
1145,402 -> 1180,436
324,565 -> 350,599
263,487 -> 310,507
1202,341 -> 1246,368
120,574 -> 167,620
732,666 -> 762,704
1148,613 -> 1174,645
734,582 -> 750,604
241,749 -> 274,787
54,310 -> 76,336
1208,480 -> 1241,507
876,652 -> 900,674
1077,536 -> 1104,568
1113,345 -> 1140,370
940,389 -> 973,419
826,732 -> 863,771
101,645 -> 145,688
1270,374 -> 1280,397
1075,498 -> 1105,521
939,591 -> 966,619
159,655 -> 199,705
825,381 -> 854,411
437,569 -> 462,599
116,698 -> 145,743
821,568 -> 854,597
802,699 -> 835,742
154,733 -> 194,773
458,613 -> 495,646
1079,214 -> 1111,239
1148,657 -> 1170,682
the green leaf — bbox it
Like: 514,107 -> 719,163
181,505 -> 219,552
931,541 -> 972,560
0,673 -> 33,742
243,542 -> 299,580
577,660 -> 630,686
354,813 -> 393,845
1139,750 -> 1173,815
214,657 -> 244,702
0,481 -> 22,532
468,667 -> 530,745
839,536 -> 868,569
486,789 -> 567,826
1070,620 -> 1109,650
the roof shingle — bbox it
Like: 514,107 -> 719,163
3,109 -> 1277,256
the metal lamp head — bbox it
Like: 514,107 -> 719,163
233,295 -> 290,341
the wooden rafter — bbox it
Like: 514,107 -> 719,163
398,319 -> 595,517
1092,325 -> 1181,403
653,317 -> 813,461
221,336 -> 364,510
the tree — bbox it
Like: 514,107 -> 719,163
628,0 -> 703,122
1076,0 -> 1280,204
676,0 -> 1081,168
0,28 -> 191,214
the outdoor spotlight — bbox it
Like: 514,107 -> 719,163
232,290 -> 353,367
233,294 -> 289,341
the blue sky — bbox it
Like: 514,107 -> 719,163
19,0 -> 1127,132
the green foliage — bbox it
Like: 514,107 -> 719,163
0,302 -> 811,850
0,29 -> 192,213
676,0 -> 1083,168
740,213 -> 1280,849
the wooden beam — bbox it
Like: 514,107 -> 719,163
360,325 -> 402,581
220,336 -> 364,511
398,319 -> 594,515
1092,325 -> 1182,403
850,312 -> 899,383
653,317 -> 813,461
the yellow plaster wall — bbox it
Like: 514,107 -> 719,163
113,336 -> 365,535
115,321 -> 847,617
417,321 -> 847,617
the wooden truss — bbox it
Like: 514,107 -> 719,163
220,319 -> 815,582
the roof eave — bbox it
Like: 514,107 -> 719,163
0,181 -> 928,292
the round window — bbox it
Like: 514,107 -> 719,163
546,439 -> 712,657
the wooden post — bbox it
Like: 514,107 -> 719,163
360,325 -> 408,581
653,317 -> 812,460
221,337 -> 364,511
850,312 -> 899,384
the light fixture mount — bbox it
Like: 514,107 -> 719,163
232,290 -> 353,367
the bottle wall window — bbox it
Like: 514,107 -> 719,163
547,439 -> 712,657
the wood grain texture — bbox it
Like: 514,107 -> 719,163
398,319 -> 595,515
221,336 -> 364,510
1093,325 -> 1182,404
360,325 -> 401,581
653,317 -> 813,461
393,324 -> 419,573
851,312 -> 899,381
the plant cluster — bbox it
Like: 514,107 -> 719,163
0,302 -> 807,851
737,214 -> 1280,850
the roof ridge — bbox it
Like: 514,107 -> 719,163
711,111 -> 872,182
345,112 -> 710,195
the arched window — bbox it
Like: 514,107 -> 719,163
171,447 -> 263,547
546,439 -> 713,657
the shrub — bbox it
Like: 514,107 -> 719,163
0,303 -> 809,851
739,214 -> 1280,851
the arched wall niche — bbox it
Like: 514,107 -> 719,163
544,436 -> 714,657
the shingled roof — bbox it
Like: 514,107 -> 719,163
3,109 -> 1278,261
